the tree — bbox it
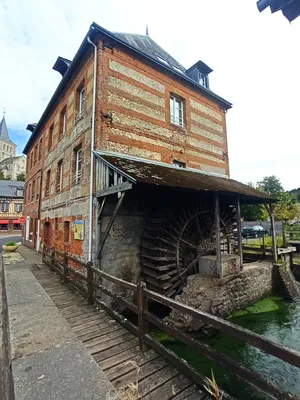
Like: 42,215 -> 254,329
241,182 -> 268,221
0,169 -> 10,180
16,172 -> 25,181
274,192 -> 299,222
257,176 -> 284,195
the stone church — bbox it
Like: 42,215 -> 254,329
0,115 -> 16,161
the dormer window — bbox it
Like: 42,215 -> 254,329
171,64 -> 184,74
156,55 -> 169,66
199,72 -> 208,88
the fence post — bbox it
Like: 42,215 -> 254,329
63,252 -> 68,283
87,262 -> 94,305
137,280 -> 148,352
51,247 -> 55,270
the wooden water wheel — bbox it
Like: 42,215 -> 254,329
141,202 -> 235,297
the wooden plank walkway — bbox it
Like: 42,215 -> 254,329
31,264 -> 209,400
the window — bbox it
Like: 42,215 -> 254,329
30,151 -> 33,169
60,106 -> 67,137
77,82 -> 85,115
170,95 -> 184,127
199,72 -> 208,88
34,145 -> 37,165
28,184 -> 31,203
45,169 -> 51,197
38,138 -> 43,160
31,179 -> 35,201
56,160 -> 63,192
74,147 -> 82,184
156,55 -> 169,65
64,221 -> 70,243
48,124 -> 54,151
15,203 -> 23,213
173,160 -> 186,168
171,64 -> 184,74
1,202 -> 9,212
36,176 -> 40,200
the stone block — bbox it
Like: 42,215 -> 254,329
198,254 -> 240,278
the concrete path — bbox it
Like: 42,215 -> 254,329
3,246 -> 118,400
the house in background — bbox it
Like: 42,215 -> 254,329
0,180 -> 24,232
23,23 -> 273,308
0,156 -> 27,180
0,115 -> 17,162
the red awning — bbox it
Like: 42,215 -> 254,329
13,220 -> 19,224
0,220 -> 8,224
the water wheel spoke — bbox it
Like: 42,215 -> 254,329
178,237 -> 198,250
179,257 -> 199,278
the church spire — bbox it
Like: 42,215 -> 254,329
0,113 -> 10,141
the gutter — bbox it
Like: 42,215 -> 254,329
87,34 -> 97,263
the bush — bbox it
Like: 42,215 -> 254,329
5,242 -> 17,246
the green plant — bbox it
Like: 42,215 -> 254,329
4,242 -> 17,246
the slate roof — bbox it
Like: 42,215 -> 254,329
0,180 -> 24,198
0,116 -> 16,145
0,156 -> 24,165
113,33 -> 186,73
257,0 -> 300,21
94,151 -> 274,204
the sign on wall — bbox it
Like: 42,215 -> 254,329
74,220 -> 84,240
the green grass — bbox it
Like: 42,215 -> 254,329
247,236 -> 283,247
4,242 -> 17,246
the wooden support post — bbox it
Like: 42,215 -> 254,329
51,247 -> 55,270
137,280 -> 148,352
282,221 -> 287,248
214,193 -> 221,277
97,192 -> 126,259
87,261 -> 94,305
269,203 -> 278,263
262,234 -> 266,259
235,196 -> 243,270
63,252 -> 68,283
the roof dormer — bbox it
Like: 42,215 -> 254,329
186,60 -> 213,89
52,57 -> 71,77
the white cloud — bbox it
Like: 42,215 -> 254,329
0,0 -> 299,189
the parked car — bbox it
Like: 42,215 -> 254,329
242,225 -> 269,238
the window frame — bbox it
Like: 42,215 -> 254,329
78,85 -> 85,115
48,124 -> 54,152
74,147 -> 82,184
199,72 -> 208,88
1,201 -> 9,213
56,160 -> 63,193
45,169 -> 51,197
60,106 -> 67,138
170,94 -> 184,127
15,203 -> 23,213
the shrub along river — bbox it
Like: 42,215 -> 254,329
156,297 -> 300,399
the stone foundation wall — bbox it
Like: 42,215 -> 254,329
170,262 -> 273,331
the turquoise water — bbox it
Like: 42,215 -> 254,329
162,298 -> 300,399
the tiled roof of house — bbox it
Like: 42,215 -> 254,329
0,180 -> 24,198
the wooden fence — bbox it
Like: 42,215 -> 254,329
43,247 -> 300,400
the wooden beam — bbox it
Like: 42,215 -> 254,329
235,195 -> 243,269
96,182 -> 132,198
269,202 -> 278,263
214,192 -> 221,276
97,192 -> 126,259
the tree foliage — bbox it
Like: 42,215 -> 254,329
0,169 -> 10,180
273,192 -> 299,222
16,172 -> 25,181
241,176 -> 299,222
257,175 -> 284,195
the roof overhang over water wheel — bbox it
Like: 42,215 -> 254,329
94,150 -> 275,204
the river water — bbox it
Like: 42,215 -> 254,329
164,298 -> 300,399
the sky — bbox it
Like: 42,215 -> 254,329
0,0 -> 300,190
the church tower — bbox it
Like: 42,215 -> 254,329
0,114 -> 16,162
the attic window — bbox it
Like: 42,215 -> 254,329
173,160 -> 186,168
156,55 -> 169,65
199,72 -> 208,88
171,64 -> 184,74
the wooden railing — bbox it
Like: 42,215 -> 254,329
42,247 -> 300,400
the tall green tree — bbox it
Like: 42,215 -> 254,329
257,175 -> 284,195
16,172 -> 25,181
274,192 -> 299,222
